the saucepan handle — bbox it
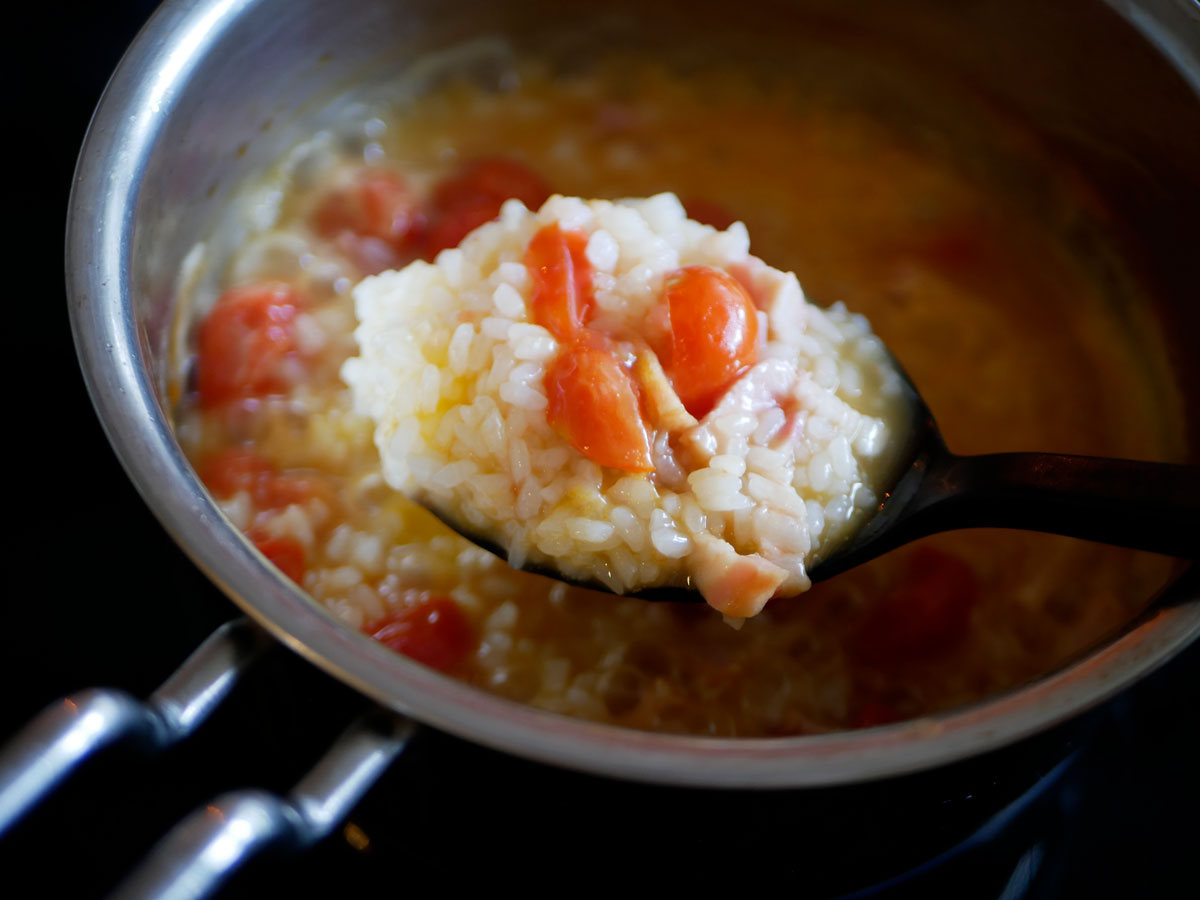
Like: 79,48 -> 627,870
0,619 -> 270,835
106,711 -> 415,900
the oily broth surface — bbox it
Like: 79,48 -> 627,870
177,64 -> 1178,736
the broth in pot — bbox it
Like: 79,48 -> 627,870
174,50 -> 1183,737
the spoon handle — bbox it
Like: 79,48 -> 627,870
928,453 -> 1200,557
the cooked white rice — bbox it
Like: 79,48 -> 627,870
342,193 -> 907,617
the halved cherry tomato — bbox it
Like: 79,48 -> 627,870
683,197 -> 738,231
198,448 -> 274,498
313,168 -> 424,252
195,282 -> 301,409
852,546 -> 980,665
423,158 -> 552,259
432,157 -> 551,213
198,448 -> 330,511
651,266 -> 759,417
423,200 -> 504,260
365,595 -> 474,673
525,223 -> 595,341
250,533 -> 306,584
256,470 -> 332,511
544,341 -> 653,472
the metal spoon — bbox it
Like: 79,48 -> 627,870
805,390 -> 1200,583
421,371 -> 1200,602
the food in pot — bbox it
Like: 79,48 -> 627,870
342,194 -> 908,618
174,59 -> 1181,735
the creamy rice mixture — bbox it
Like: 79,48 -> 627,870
343,194 -> 907,617
175,61 -> 1181,735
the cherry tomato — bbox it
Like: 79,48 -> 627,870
544,342 -> 653,473
525,223 -> 595,341
652,266 -> 759,417
198,448 -> 330,511
365,595 -> 474,673
423,200 -> 504,260
250,533 -> 306,584
852,546 -> 980,664
257,471 -> 333,510
198,448 -> 273,497
683,197 -> 738,230
432,157 -> 551,213
195,282 -> 301,409
313,168 -> 424,252
423,158 -> 552,259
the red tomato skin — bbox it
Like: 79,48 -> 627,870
365,595 -> 474,673
423,200 -> 503,260
313,168 -> 424,252
195,282 -> 301,409
198,448 -> 329,511
432,157 -> 551,213
525,224 -> 595,342
653,266 -> 759,418
683,197 -> 738,230
852,547 -> 980,664
544,343 -> 653,473
198,448 -> 274,498
250,533 -> 306,584
422,158 -> 552,259
256,471 -> 332,511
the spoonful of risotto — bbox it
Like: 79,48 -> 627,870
342,193 -> 1200,619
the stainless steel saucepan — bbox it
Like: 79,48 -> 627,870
4,0 -> 1198,896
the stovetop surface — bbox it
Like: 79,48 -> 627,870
9,2 -> 1196,896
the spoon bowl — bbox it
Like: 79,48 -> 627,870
422,364 -> 1200,602
808,402 -> 1200,583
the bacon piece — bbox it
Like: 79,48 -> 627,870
679,357 -> 799,467
730,261 -> 809,346
690,533 -> 789,618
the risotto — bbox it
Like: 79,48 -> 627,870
343,194 -> 908,617
174,58 -> 1181,735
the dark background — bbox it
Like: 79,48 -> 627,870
3,1 -> 1196,896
